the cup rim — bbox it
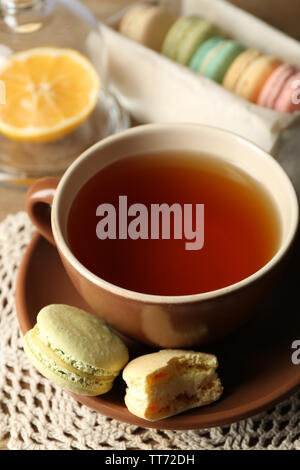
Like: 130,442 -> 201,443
52,123 -> 299,304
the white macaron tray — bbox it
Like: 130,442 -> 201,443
101,0 -> 300,154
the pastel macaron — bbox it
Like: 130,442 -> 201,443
257,63 -> 298,109
175,18 -> 221,65
119,4 -> 177,52
123,349 -> 223,421
162,16 -> 220,65
190,38 -> 246,84
189,36 -> 223,72
223,49 -> 262,91
23,304 -> 129,396
228,53 -> 282,103
273,71 -> 300,113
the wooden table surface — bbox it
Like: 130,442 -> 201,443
1,0 -> 300,451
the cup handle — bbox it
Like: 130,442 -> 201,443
26,178 -> 59,246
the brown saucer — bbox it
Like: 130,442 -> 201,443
16,232 -> 300,430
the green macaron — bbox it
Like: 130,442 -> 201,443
161,15 -> 200,60
190,38 -> 246,83
176,19 -> 220,65
23,304 -> 129,396
189,37 -> 224,72
162,15 -> 223,66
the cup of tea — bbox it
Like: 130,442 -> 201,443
26,124 -> 299,347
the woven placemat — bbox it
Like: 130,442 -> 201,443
0,211 -> 299,450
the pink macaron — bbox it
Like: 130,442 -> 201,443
275,71 -> 300,113
257,63 -> 298,109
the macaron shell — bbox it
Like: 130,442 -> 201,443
161,15 -> 200,59
202,40 -> 246,84
123,349 -> 218,383
257,63 -> 298,108
235,55 -> 282,103
176,20 -> 220,65
37,305 -> 129,372
189,37 -> 224,72
275,71 -> 300,113
223,49 -> 262,91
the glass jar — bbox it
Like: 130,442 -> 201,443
0,0 -> 130,186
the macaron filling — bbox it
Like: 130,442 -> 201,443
126,376 -> 219,421
28,339 -> 102,386
38,328 -> 116,377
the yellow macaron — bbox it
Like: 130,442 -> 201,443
223,49 -> 262,91
23,304 -> 129,396
224,50 -> 282,103
236,55 -> 282,102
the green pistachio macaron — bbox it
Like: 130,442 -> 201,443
176,20 -> 220,66
161,15 -> 199,60
202,40 -> 246,83
192,38 -> 246,84
189,37 -> 224,72
23,304 -> 129,396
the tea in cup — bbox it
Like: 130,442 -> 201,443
26,124 -> 298,347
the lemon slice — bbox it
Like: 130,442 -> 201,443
0,47 -> 100,143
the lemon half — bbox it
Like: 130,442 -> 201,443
0,47 -> 100,143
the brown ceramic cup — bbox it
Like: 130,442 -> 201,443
26,124 -> 299,348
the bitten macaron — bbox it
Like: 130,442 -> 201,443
119,4 -> 177,52
123,349 -> 223,421
23,304 -> 129,396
